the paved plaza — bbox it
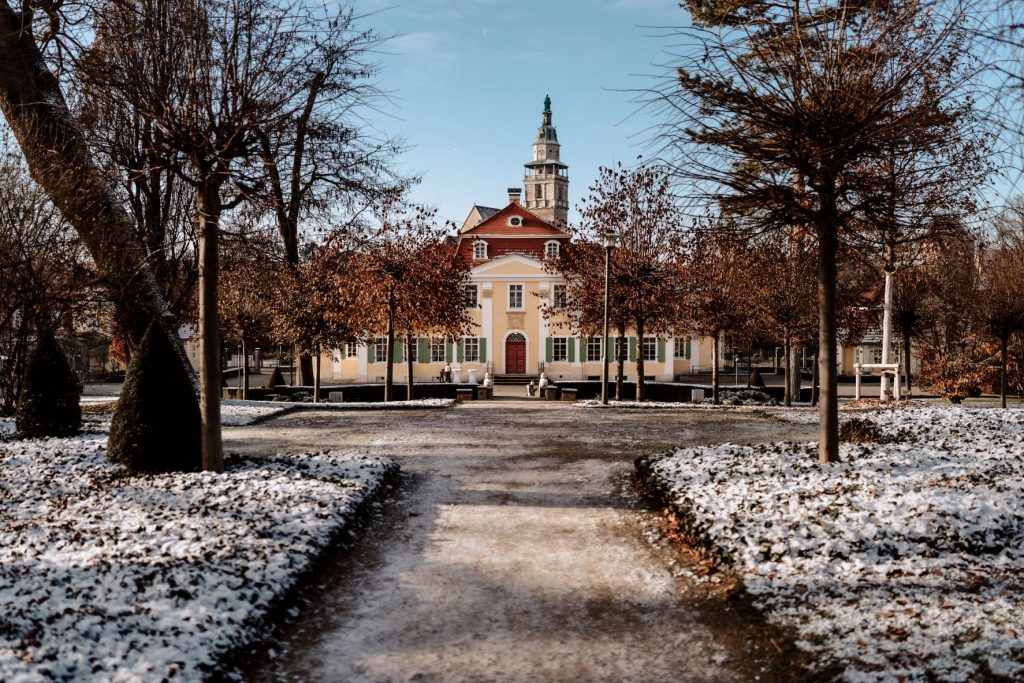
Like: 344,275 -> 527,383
226,402 -> 818,682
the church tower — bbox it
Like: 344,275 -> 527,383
523,95 -> 569,226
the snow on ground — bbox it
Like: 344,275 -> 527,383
0,421 -> 397,682
308,398 -> 455,410
221,399 -> 297,426
638,405 -> 1024,681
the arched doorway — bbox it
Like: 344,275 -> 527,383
505,333 -> 527,374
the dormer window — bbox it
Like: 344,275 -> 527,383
473,241 -> 488,260
509,216 -> 523,227
545,241 -> 560,259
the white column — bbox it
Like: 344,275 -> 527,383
665,336 -> 674,379
881,268 -> 893,400
482,289 -> 493,371
538,296 -> 548,367
357,343 -> 368,382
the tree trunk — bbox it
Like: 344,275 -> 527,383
783,335 -> 792,407
196,178 -> 224,472
711,330 -> 720,404
384,298 -> 395,402
406,333 -> 415,401
298,354 -> 314,386
314,346 -> 321,402
817,221 -> 840,464
1001,335 -> 1008,409
0,3 -> 193,367
241,337 -> 249,400
790,344 -> 801,402
615,324 -> 626,400
635,318 -> 645,402
903,331 -> 913,398
811,351 -> 819,407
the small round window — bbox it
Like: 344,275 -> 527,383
509,216 -> 522,227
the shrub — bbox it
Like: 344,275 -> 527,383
265,366 -> 285,388
840,418 -> 889,443
918,350 -> 995,404
108,320 -> 201,472
15,331 -> 82,438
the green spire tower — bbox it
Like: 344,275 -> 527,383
524,95 -> 569,225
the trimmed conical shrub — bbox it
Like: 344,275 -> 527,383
108,320 -> 201,472
265,366 -> 285,388
16,331 -> 82,438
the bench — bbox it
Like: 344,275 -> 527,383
456,388 -> 474,403
560,388 -> 578,402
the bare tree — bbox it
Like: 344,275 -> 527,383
0,1 -> 192,394
79,0 -> 348,470
249,6 -> 405,385
0,142 -> 92,412
651,0 -> 985,461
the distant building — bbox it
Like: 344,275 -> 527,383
326,96 -> 712,384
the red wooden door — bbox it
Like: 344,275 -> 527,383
505,341 -> 526,374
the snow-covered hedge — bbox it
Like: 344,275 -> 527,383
638,406 -> 1024,681
0,421 -> 397,681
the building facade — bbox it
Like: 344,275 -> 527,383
326,97 -> 711,384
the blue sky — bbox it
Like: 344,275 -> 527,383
359,0 -> 688,227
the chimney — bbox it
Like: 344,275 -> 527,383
508,187 -> 522,204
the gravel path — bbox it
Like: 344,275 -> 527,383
226,401 -> 818,683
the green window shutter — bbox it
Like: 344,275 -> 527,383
545,337 -> 553,363
607,337 -> 615,361
629,337 -> 637,362
657,338 -> 666,363
445,341 -> 453,362
418,338 -> 429,364
457,338 -> 464,363
394,339 -> 404,363
685,338 -> 692,359
567,338 -> 575,363
480,338 -> 487,363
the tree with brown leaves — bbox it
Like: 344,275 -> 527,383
550,163 -> 684,401
749,234 -> 818,406
976,209 -> 1024,407
345,198 -> 472,401
683,224 -> 756,404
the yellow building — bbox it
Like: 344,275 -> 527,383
324,97 -> 713,385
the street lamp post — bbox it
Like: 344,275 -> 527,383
601,229 -> 619,405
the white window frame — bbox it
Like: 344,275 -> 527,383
473,241 -> 488,259
509,216 -> 523,227
373,338 -> 387,363
464,284 -> 479,308
545,241 -> 560,259
407,338 -> 418,362
430,338 -> 446,363
872,348 -> 883,364
345,342 -> 358,358
508,283 -> 524,310
587,337 -> 603,362
463,337 -> 480,363
552,283 -> 567,308
552,336 -> 568,362
674,337 -> 690,359
642,337 -> 657,362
